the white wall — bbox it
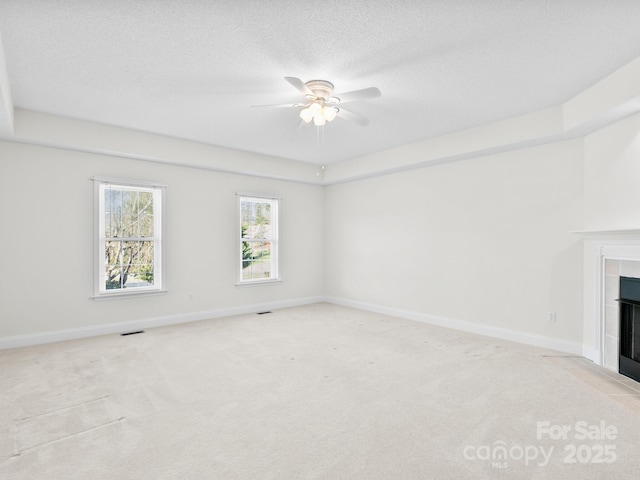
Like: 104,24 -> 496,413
584,113 -> 640,230
0,140 -> 324,341
325,139 -> 585,345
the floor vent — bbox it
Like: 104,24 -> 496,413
257,311 -> 272,315
120,330 -> 145,336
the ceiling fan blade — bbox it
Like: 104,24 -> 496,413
284,77 -> 313,97
337,108 -> 369,126
250,102 -> 306,108
332,87 -> 381,104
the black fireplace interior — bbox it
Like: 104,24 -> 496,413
618,276 -> 640,383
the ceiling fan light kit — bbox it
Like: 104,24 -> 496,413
252,77 -> 381,129
299,102 -> 339,126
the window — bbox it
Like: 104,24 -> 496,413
238,195 -> 279,284
94,179 -> 164,297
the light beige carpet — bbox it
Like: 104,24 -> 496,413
1,303 -> 640,479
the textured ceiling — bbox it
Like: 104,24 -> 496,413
2,1 -> 640,165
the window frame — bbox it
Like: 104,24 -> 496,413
93,177 -> 166,299
237,193 -> 280,286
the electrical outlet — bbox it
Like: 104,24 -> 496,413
548,311 -> 557,323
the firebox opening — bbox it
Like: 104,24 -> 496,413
618,276 -> 640,383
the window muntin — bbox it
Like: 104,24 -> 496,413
96,181 -> 163,296
239,195 -> 278,283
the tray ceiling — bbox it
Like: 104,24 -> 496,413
2,1 -> 640,165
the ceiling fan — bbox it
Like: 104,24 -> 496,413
252,77 -> 381,127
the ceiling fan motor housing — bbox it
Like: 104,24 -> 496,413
305,80 -> 335,101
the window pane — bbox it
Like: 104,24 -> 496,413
242,238 -> 252,268
128,263 -> 154,288
241,198 -> 272,239
139,213 -> 154,237
241,200 -> 253,225
253,241 -> 271,260
121,214 -> 138,237
103,239 -> 155,288
138,191 -> 154,215
105,188 -> 121,215
105,265 -> 124,290
121,241 -> 135,266
242,260 -> 271,280
105,240 -> 122,266
241,241 -> 271,280
105,213 -> 118,238
104,189 -> 122,237
137,241 -> 154,270
121,190 -> 135,214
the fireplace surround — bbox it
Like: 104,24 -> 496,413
579,229 -> 640,377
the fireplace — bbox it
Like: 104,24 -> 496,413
619,276 -> 640,382
576,229 -> 640,373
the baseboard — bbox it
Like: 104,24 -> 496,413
324,296 -> 585,356
0,296 -> 324,350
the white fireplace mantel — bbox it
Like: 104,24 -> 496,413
572,228 -> 640,238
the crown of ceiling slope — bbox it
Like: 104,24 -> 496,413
252,77 -> 381,127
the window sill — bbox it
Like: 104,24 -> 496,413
235,279 -> 282,288
92,289 -> 168,301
